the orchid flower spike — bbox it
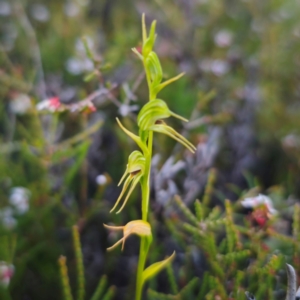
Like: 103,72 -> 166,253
110,151 -> 146,214
104,220 -> 152,251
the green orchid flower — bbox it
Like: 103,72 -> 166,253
110,151 -> 146,214
137,99 -> 196,153
104,220 -> 152,251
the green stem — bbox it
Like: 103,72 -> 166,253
135,237 -> 148,300
136,130 -> 153,300
135,51 -> 155,300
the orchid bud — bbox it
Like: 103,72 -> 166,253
146,51 -> 163,89
104,220 -> 152,251
142,20 -> 157,58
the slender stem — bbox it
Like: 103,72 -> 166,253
135,131 -> 153,300
135,237 -> 147,300
135,46 -> 156,300
136,88 -> 154,300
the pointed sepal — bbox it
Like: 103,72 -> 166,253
116,118 -> 148,154
154,72 -> 185,95
150,121 -> 196,153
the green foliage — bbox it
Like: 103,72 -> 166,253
170,178 -> 300,299
72,226 -> 85,300
2,1 -> 300,299
58,256 -> 74,300
58,232 -> 115,300
142,252 -> 176,287
147,277 -> 199,300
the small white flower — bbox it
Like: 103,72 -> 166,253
0,262 -> 14,287
9,94 -> 32,115
211,59 -> 230,76
0,207 -> 17,229
30,4 -> 50,22
64,1 -> 80,17
199,59 -> 230,76
36,97 -> 65,113
118,104 -> 139,117
75,37 -> 94,55
0,2 -> 11,16
282,134 -> 300,150
199,58 -> 212,72
241,194 -> 278,216
65,57 -> 93,75
214,30 -> 233,48
96,174 -> 107,186
9,187 -> 31,215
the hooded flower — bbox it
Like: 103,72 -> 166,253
104,220 -> 151,251
110,151 -> 146,214
137,99 -> 196,153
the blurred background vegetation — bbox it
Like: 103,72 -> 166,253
1,0 -> 300,299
